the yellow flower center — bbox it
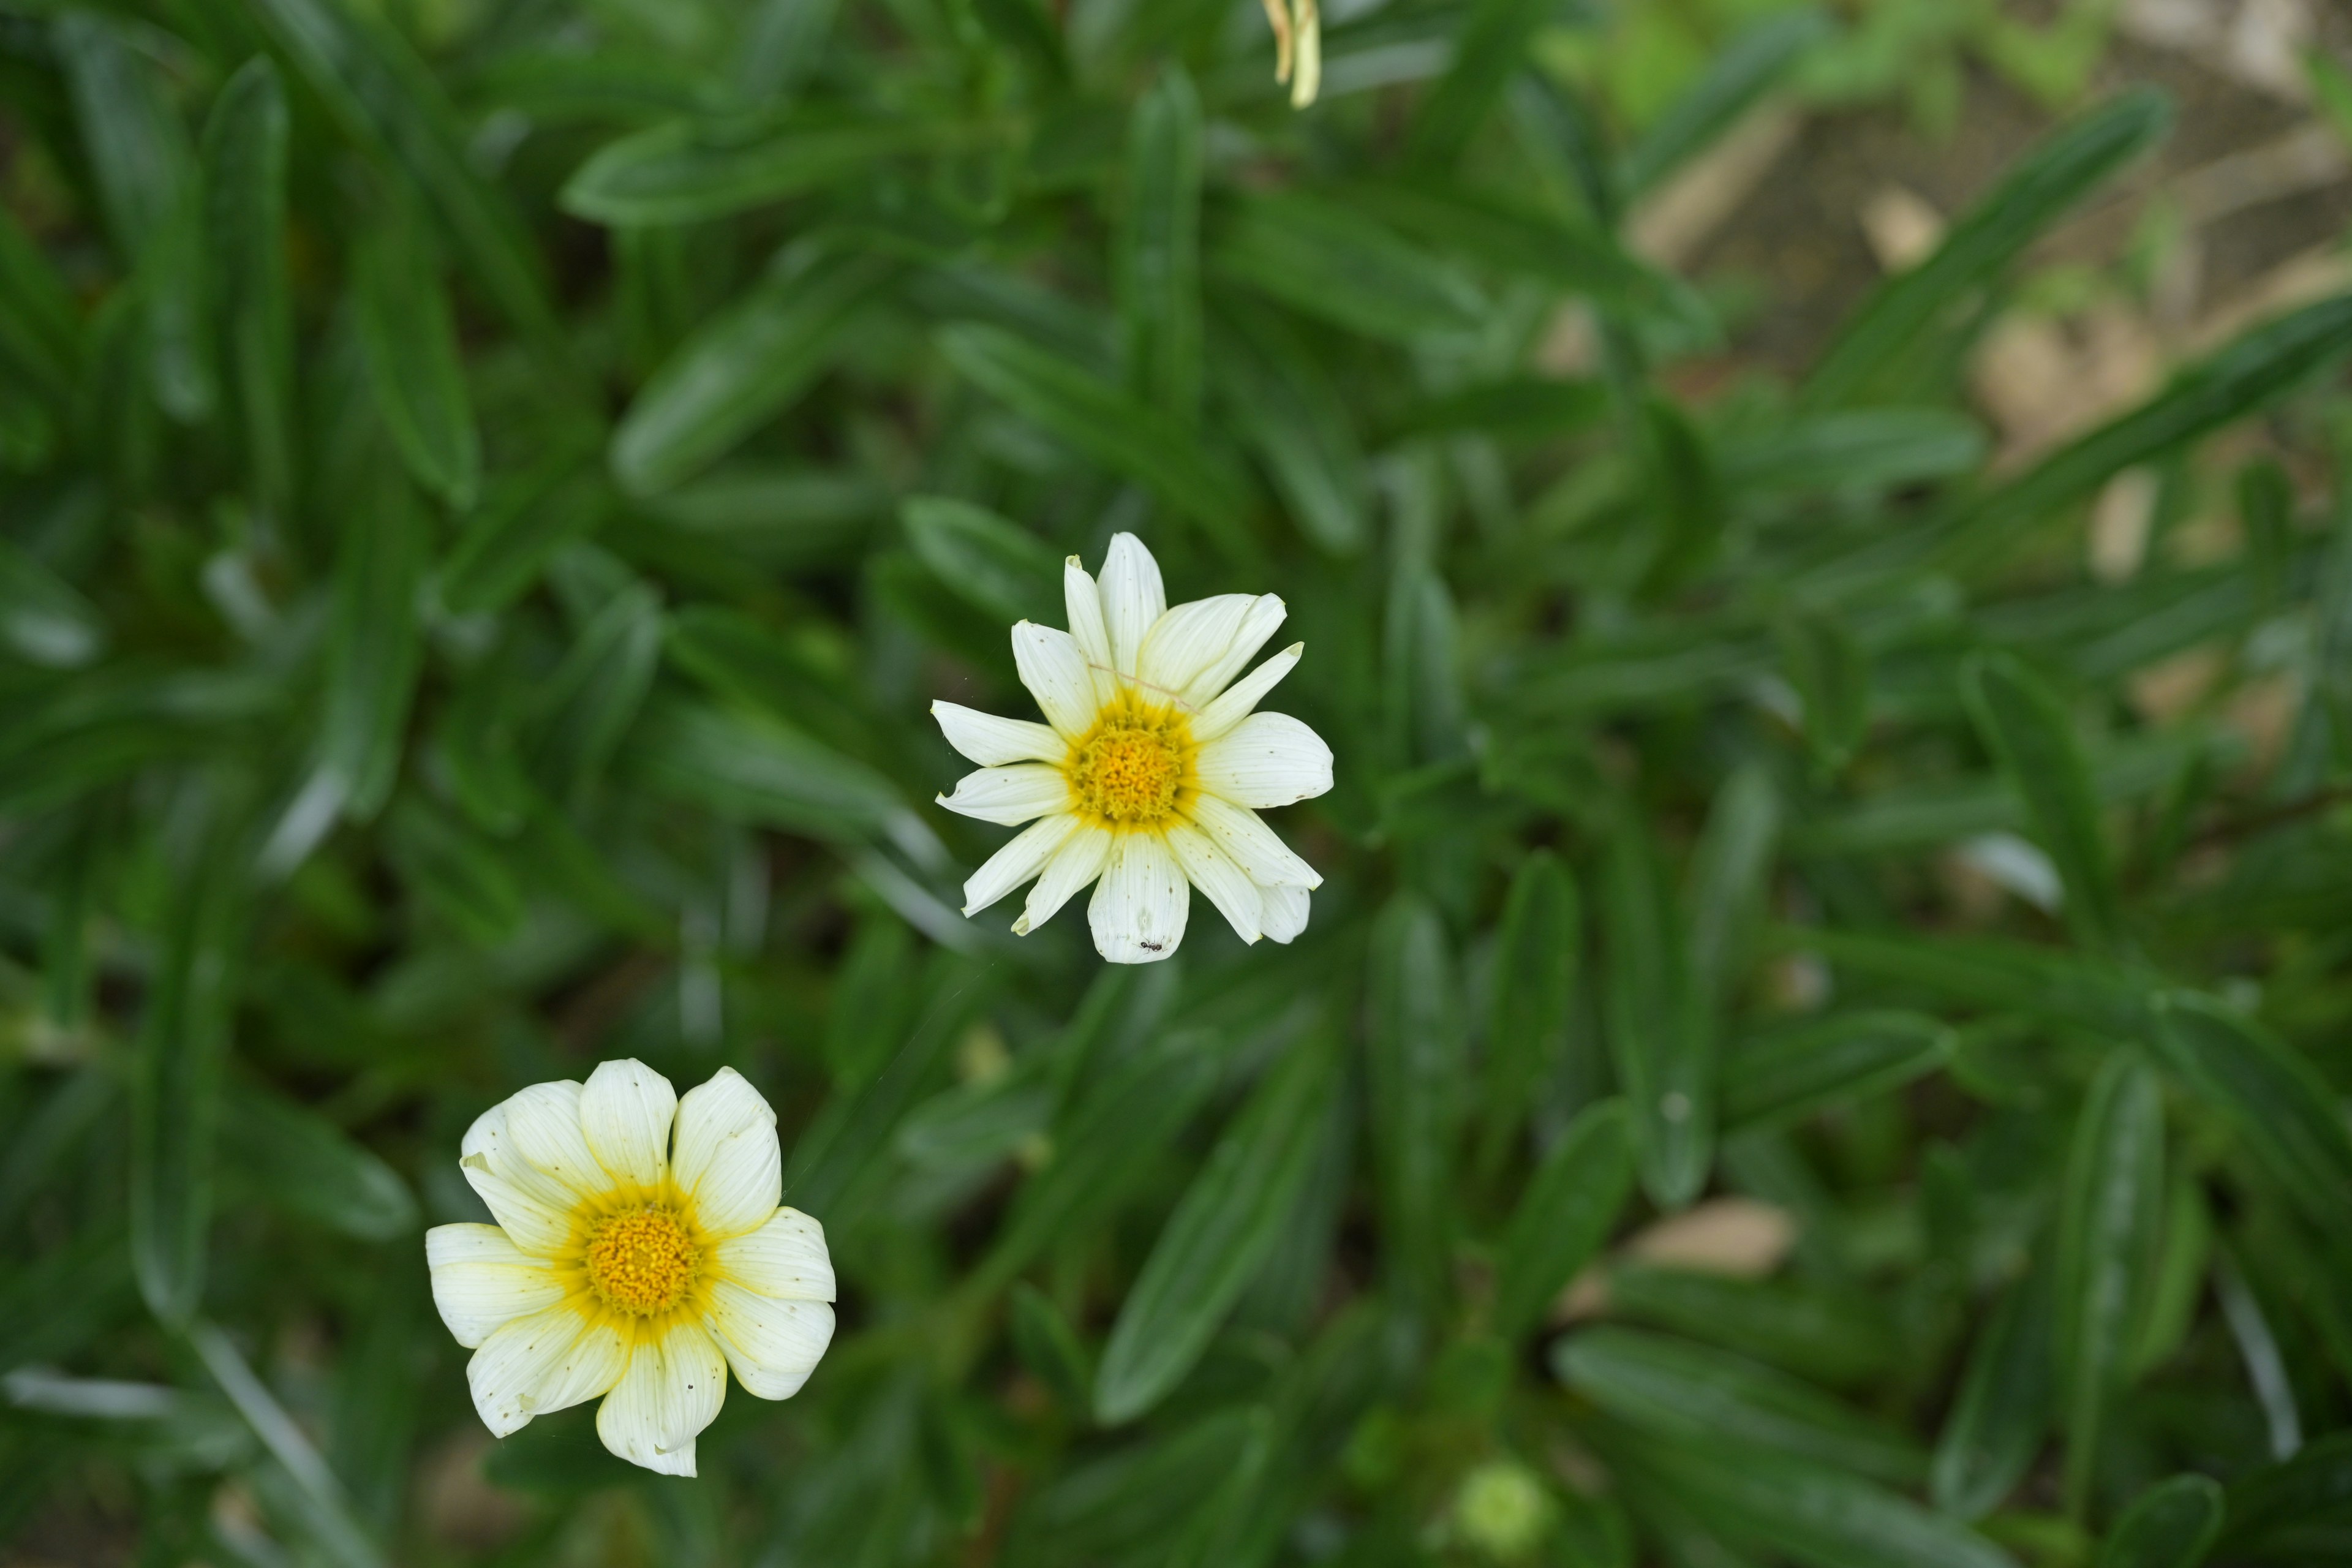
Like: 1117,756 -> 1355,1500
1068,699 -> 1192,827
584,1207 -> 700,1316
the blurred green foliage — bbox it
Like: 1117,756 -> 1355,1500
5,0 -> 2352,1564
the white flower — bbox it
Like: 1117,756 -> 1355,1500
932,532 -> 1332,965
424,1061 -> 835,1477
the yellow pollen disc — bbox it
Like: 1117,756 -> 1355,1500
583,1207 -> 699,1316
1068,701 -> 1191,827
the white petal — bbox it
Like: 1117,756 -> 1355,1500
1012,622 -> 1099,739
499,1082 -> 606,1200
579,1060 -> 676,1191
963,812 -> 1079,916
1194,643 -> 1302,742
1014,822 -> 1111,935
1098,533 -> 1165,678
426,1224 -> 568,1349
936,764 -> 1071,826
1063,557 -> 1118,705
1259,883 -> 1310,943
1088,832 -> 1191,963
1196,712 -> 1333,809
1187,794 -> 1321,888
1165,824 -> 1261,945
1180,595 -> 1286,707
673,1068 -> 783,1240
714,1207 -> 837,1302
1136,595 -> 1259,704
704,1281 -> 835,1400
460,1102 -> 585,1257
932,701 -> 1065,767
595,1322 -> 726,1477
467,1306 -> 625,1438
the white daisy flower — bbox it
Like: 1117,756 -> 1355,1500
932,532 -> 1332,964
424,1061 -> 835,1477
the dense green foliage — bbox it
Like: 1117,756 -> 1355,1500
6,0 -> 2352,1564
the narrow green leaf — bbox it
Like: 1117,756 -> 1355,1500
249,0 -> 559,344
1792,927 -> 2151,1037
1963,652 -> 2123,953
980,1030 -> 1221,1292
1687,764 -> 1779,1008
1366,895 -> 1464,1310
1477,850 -> 1580,1175
902,496 -> 1061,625
1805,89 -> 2169,408
1931,1267 -> 2056,1520
1559,1326 -> 1926,1484
2217,1432 -> 2352,1561
132,820 -> 251,1328
1722,1011 -> 1953,1132
1491,1098 -> 1633,1338
1636,397 -> 1727,595
1118,68 -> 1203,421
2152,993 -> 2352,1235
1346,179 -> 1694,324
1095,1033 -> 1336,1422
0,537 -> 106,668
2056,1052 -> 2165,1517
1618,8 -> 1832,198
192,1323 -> 386,1568
222,1080 -> 418,1241
355,203 -> 479,510
1612,1432 -> 2019,1568
1209,298 -> 1366,556
0,1229 -> 137,1371
1008,1283 -> 1094,1412
202,58 -> 298,526
1775,612 -> 1869,778
0,207 -> 80,401
317,473 -> 427,824
2096,1475 -> 2223,1568
433,441 -> 608,616
1410,0 -> 1563,167
1722,408 -> 1985,494
628,696 -> 908,842
939,323 -> 1251,549
1212,192 -> 1486,342
560,115 -> 968,226
529,580 -> 664,798
1609,1267 -> 1900,1387
1602,822 -> 1714,1208
613,249 -> 896,497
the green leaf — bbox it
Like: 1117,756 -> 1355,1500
1611,1431 -> 2019,1568
432,440 -> 609,616
192,1322 -> 386,1568
1722,1011 -> 1953,1132
1095,1033 -> 1336,1422
1491,1098 -> 1634,1338
1931,1267 -> 2055,1520
2218,1432 -> 2352,1562
222,1080 -> 418,1241
979,1030 -> 1221,1292
1209,298 -> 1367,556
1792,927 -> 2152,1037
1366,895 -> 1464,1310
1009,1283 -> 1094,1412
560,114 -> 970,226
1721,408 -> 1986,495
1212,192 -> 1487,342
1687,763 -> 1779,1008
202,58 -> 299,526
2152,993 -> 2352,1235
628,696 -> 909,843
131,817 -> 251,1328
0,207 -> 80,402
1602,820 -> 1714,1208
938,323 -> 1251,549
1477,850 -> 1580,1175
1804,88 -> 2169,408
355,203 -> 480,510
249,0 -> 559,344
529,579 -> 665,799
614,249 -> 897,497
1775,611 -> 1869,778
1117,68 -> 1203,421
902,496 -> 1061,625
1410,0 -> 1565,167
1960,653 -> 2118,954
0,535 -> 107,668
0,1228 -> 137,1372
2055,1051 -> 2165,1517
2096,1475 -> 2222,1568
1558,1326 -> 1926,1484
316,472 -> 428,825
1617,8 -> 1833,200
1608,1267 -> 1901,1387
